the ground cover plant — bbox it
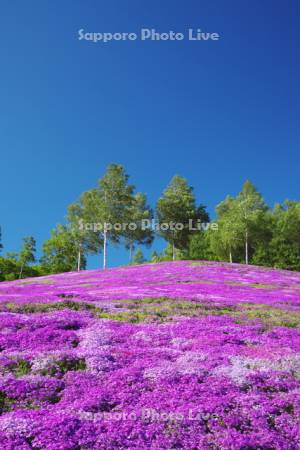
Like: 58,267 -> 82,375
0,261 -> 299,449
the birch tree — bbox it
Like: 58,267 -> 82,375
80,165 -> 135,269
41,225 -> 87,273
213,196 -> 243,263
124,192 -> 154,264
67,200 -> 102,271
212,181 -> 267,264
236,180 -> 267,264
19,236 -> 36,278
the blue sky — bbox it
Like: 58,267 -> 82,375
1,0 -> 299,268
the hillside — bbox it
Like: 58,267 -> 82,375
0,261 -> 299,449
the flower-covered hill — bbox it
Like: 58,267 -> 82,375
0,261 -> 299,449
1,260 -> 300,313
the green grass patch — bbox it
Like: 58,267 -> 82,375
1,295 -> 299,329
249,283 -> 277,289
44,358 -> 86,376
189,262 -> 209,267
2,300 -> 98,314
0,359 -> 32,377
19,279 -> 55,285
176,279 -> 217,285
241,308 -> 300,328
0,391 -> 14,413
96,298 -> 238,323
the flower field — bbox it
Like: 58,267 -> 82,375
0,261 -> 299,449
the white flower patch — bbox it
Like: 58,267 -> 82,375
214,353 -> 300,384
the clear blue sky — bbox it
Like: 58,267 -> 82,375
1,0 -> 299,268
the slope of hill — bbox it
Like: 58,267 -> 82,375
0,261 -> 299,449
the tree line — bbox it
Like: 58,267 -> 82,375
1,164 -> 299,280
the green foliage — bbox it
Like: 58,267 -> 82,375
19,236 -> 36,279
41,225 -> 87,274
132,248 -> 146,265
19,236 -> 36,265
149,244 -> 186,263
124,192 -> 154,263
188,232 -> 212,261
216,195 -> 300,271
1,174 -> 300,279
67,200 -> 102,269
150,250 -> 161,263
14,360 -> 32,377
268,201 -> 300,270
97,164 -> 135,239
156,175 -> 209,260
47,358 -> 86,376
0,254 -> 41,282
209,181 -> 268,264
1,300 -> 97,314
209,196 -> 244,262
78,164 -> 136,268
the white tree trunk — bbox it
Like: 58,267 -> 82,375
77,250 -> 81,272
172,243 -> 176,261
229,251 -> 232,264
19,263 -> 24,279
129,242 -> 133,265
245,230 -> 248,265
103,230 -> 107,270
